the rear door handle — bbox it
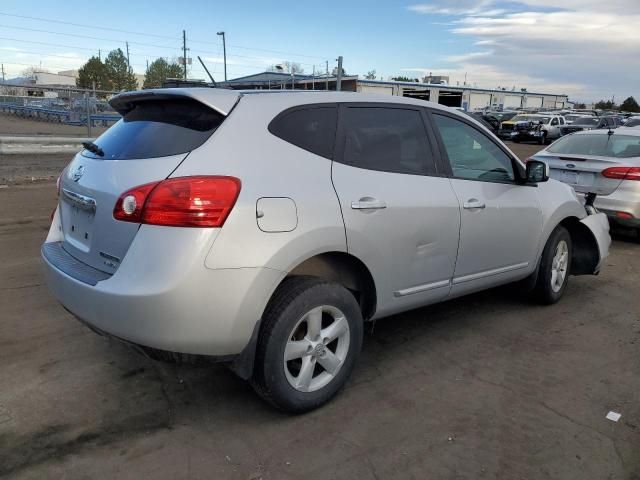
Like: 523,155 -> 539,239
351,198 -> 387,210
463,198 -> 486,209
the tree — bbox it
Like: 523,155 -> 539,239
143,58 -> 183,89
620,96 -> 640,113
573,102 -> 586,109
594,99 -> 617,110
105,48 -> 138,91
76,56 -> 111,91
21,66 -> 50,78
365,69 -> 376,80
331,66 -> 347,76
268,61 -> 304,74
391,76 -> 417,82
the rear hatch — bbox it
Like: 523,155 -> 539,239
540,132 -> 640,195
57,89 -> 239,274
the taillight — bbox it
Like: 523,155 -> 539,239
113,176 -> 241,228
601,167 -> 640,181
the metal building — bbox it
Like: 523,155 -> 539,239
219,72 -> 569,111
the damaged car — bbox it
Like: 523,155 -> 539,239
42,89 -> 611,412
500,114 -> 565,144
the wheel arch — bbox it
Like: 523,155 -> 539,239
284,251 -> 377,321
558,216 -> 600,275
230,251 -> 377,380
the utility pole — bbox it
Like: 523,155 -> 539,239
217,31 -> 227,81
325,60 -> 329,91
336,56 -> 343,92
312,65 -> 315,90
182,30 -> 188,80
98,49 -> 101,61
126,42 -> 130,66
1,64 -> 4,83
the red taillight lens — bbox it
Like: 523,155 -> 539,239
113,181 -> 159,223
602,167 -> 640,181
113,176 -> 241,228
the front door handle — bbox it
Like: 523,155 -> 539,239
351,198 -> 387,210
463,198 -> 486,209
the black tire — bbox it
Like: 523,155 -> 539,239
538,132 -> 547,145
252,276 -> 363,413
532,226 -> 572,304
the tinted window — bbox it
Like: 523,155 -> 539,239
83,98 -> 224,160
547,134 -> 640,158
269,106 -> 337,159
433,114 -> 515,182
340,107 -> 434,175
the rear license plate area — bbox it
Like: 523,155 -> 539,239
61,201 -> 95,252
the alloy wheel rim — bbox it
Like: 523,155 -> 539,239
283,305 -> 350,393
550,240 -> 569,293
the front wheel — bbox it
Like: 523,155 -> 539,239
252,277 -> 363,413
532,226 -> 572,304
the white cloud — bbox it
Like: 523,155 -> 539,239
407,0 -> 640,101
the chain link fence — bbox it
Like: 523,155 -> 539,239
0,84 -> 121,136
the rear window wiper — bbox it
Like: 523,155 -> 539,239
82,141 -> 104,157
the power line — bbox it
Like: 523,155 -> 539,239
0,24 -> 182,51
0,11 -> 329,60
0,12 -> 178,40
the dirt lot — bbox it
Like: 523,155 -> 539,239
0,119 -> 639,479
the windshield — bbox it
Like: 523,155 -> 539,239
511,115 -> 550,124
572,117 -> 599,126
547,134 -> 640,158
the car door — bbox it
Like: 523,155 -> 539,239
429,111 -> 543,297
331,104 -> 461,318
549,117 -> 560,138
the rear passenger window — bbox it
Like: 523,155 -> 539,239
269,106 -> 337,159
340,107 -> 435,175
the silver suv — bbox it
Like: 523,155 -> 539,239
43,89 -> 610,412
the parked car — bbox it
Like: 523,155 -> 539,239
560,116 -> 620,135
42,89 -> 610,412
622,117 -> 640,128
465,111 -> 501,135
500,114 -> 566,144
529,129 -> 640,232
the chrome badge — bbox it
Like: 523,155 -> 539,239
72,165 -> 85,182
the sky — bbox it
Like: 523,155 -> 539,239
0,0 -> 638,102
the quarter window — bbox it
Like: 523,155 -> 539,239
340,107 -> 435,175
269,106 -> 337,159
433,114 -> 515,182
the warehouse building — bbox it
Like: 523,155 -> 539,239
220,72 -> 569,110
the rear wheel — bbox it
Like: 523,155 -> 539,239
252,277 -> 363,413
532,226 -> 572,304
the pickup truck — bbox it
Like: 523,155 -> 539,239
500,114 -> 566,144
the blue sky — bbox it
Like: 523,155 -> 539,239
0,0 -> 638,101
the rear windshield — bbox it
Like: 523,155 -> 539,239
82,98 -> 225,160
547,134 -> 640,158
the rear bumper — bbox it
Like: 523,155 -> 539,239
578,191 -> 640,228
42,225 -> 285,356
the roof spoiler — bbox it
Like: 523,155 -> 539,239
109,88 -> 241,116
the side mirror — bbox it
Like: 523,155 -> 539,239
526,160 -> 549,183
